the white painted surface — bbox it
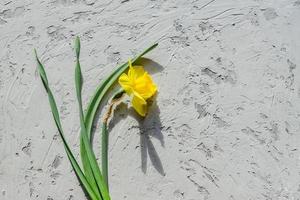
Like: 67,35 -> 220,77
1,0 -> 300,199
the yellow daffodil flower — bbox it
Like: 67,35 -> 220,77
118,60 -> 157,116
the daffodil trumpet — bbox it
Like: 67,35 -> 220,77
118,60 -> 157,117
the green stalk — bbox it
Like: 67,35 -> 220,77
101,123 -> 108,187
101,89 -> 125,187
80,42 -> 158,190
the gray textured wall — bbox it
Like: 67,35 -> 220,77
1,0 -> 300,200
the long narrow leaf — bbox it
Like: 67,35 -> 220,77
74,37 -> 110,200
35,50 -> 100,200
75,40 -> 102,199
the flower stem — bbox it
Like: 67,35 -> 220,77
101,122 -> 109,190
102,89 -> 125,189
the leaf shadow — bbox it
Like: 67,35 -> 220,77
135,57 -> 164,74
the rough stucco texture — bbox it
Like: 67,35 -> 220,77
1,0 -> 300,200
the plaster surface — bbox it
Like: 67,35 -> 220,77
1,0 -> 300,199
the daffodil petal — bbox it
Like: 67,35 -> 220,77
118,73 -> 133,95
128,66 -> 146,80
131,93 -> 147,117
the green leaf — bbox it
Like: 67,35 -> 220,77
74,38 -> 100,198
74,37 -> 110,200
74,37 -> 102,199
35,50 -> 100,200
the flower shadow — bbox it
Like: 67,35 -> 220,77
108,95 -> 165,176
137,97 -> 165,176
104,58 -> 165,175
